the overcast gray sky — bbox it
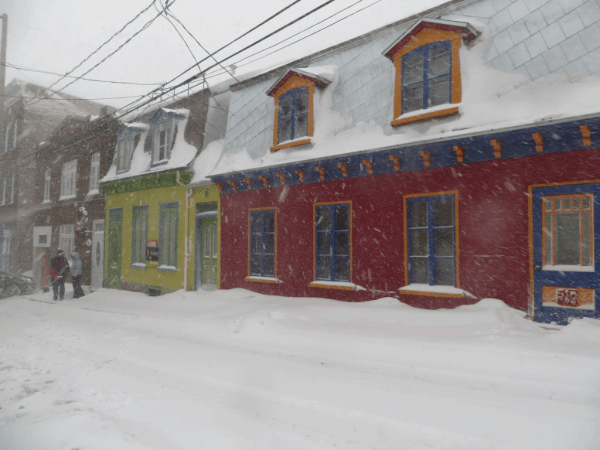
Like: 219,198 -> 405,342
2,0 -> 448,110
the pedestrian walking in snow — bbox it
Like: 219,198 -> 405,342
71,251 -> 85,299
50,249 -> 70,301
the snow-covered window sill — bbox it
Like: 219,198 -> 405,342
131,263 -> 146,270
399,284 -> 475,298
59,195 -> 76,201
42,200 -> 50,204
391,104 -> 460,127
244,276 -> 283,284
270,137 -> 312,152
309,280 -> 366,291
157,265 -> 178,272
87,189 -> 100,197
542,265 -> 595,272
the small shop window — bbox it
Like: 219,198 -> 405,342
314,203 -> 351,282
543,193 -> 593,267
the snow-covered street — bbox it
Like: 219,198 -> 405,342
1,289 -> 599,450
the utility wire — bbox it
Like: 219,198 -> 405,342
2,62 -> 161,86
112,0 -> 337,122
2,94 -> 144,101
27,0 -> 176,109
24,0 -> 159,106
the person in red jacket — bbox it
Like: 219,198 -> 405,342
50,249 -> 70,301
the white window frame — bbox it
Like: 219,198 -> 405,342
59,225 -> 75,264
44,168 -> 51,202
116,139 -> 130,172
33,226 -> 52,248
60,160 -> 77,199
4,119 -> 16,153
8,174 -> 14,205
89,152 -> 100,192
0,176 -> 5,206
154,125 -> 169,163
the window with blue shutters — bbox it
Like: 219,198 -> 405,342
249,209 -> 277,277
407,194 -> 456,286
277,87 -> 309,144
315,203 -> 351,282
401,41 -> 452,114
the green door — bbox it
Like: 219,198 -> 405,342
200,217 -> 218,286
108,209 -> 123,289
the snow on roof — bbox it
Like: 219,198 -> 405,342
210,1 -> 600,177
266,66 -> 336,97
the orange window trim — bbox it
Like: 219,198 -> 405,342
399,290 -> 464,298
270,138 -> 312,152
309,282 -> 356,291
247,207 -> 278,279
390,28 -> 463,125
312,201 -> 353,284
272,75 -> 315,149
402,190 -> 460,290
541,193 -> 594,266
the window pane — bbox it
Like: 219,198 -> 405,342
317,233 -> 331,255
554,198 -> 561,210
263,256 -> 275,277
544,213 -> 552,265
250,233 -> 260,254
428,75 -> 451,108
583,211 -> 592,266
263,212 -> 275,233
434,258 -> 454,286
316,256 -> 330,280
409,202 -> 428,228
278,118 -> 292,143
334,207 -> 349,230
434,200 -> 453,227
583,196 -> 591,209
403,83 -> 423,113
316,208 -> 330,231
294,113 -> 308,139
250,214 -> 261,233
250,255 -> 261,275
403,51 -> 424,84
410,258 -> 428,284
544,198 -> 552,211
573,197 -> 580,210
213,223 -> 218,258
334,232 -> 349,256
564,198 -> 571,210
555,213 -> 581,265
263,233 -> 275,254
279,96 -> 292,118
428,47 -> 451,78
296,90 -> 308,113
334,257 -> 349,281
410,229 -> 428,256
434,229 -> 453,256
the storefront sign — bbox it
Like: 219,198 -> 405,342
146,240 -> 159,266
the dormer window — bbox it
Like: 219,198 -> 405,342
383,19 -> 478,126
267,67 -> 333,152
116,139 -> 130,173
148,109 -> 186,167
402,42 -> 451,114
278,87 -> 308,144
155,125 -> 169,162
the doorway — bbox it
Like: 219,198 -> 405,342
91,220 -> 104,291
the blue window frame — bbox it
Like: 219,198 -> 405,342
315,203 -> 351,282
131,205 -> 148,265
249,209 -> 276,277
277,87 -> 309,144
407,194 -> 456,286
159,202 -> 178,268
401,41 -> 452,114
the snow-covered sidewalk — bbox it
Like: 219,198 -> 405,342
1,288 -> 599,449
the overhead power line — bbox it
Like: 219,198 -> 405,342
2,62 -> 161,86
2,94 -> 144,101
27,0 -> 177,109
24,0 -> 159,106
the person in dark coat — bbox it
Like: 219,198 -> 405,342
50,249 -> 70,301
71,251 -> 85,299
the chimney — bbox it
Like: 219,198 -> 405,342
101,105 -> 117,117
